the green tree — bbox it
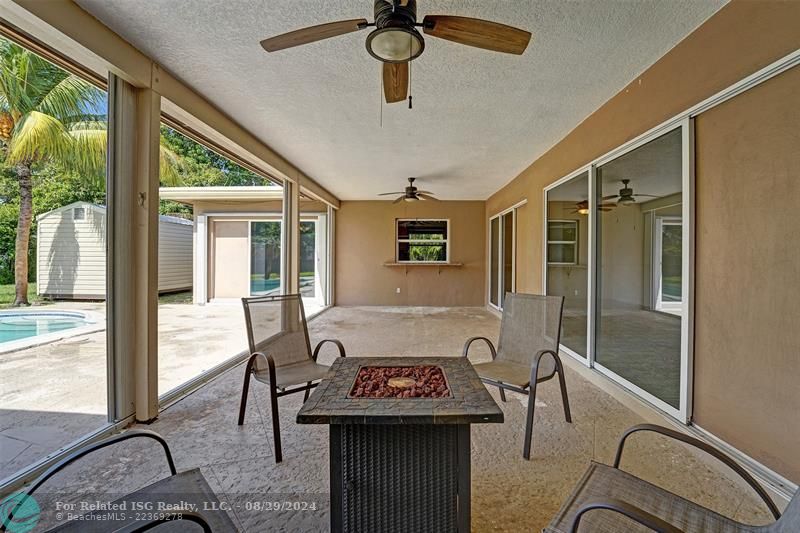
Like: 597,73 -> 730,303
158,126 -> 270,218
0,39 -> 181,305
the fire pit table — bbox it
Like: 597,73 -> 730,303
297,356 -> 503,533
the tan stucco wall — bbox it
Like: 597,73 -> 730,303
336,201 -> 485,306
693,65 -> 800,482
486,0 -> 800,296
484,0 -> 800,481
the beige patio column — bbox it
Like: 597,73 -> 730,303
282,179 -> 300,295
107,74 -> 160,423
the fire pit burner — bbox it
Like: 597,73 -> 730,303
349,365 -> 451,398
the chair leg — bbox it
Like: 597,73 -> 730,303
523,380 -> 539,460
554,355 -> 572,423
237,363 -> 254,426
498,387 -> 507,402
269,385 -> 283,463
303,381 -> 312,402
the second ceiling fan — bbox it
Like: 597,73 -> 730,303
260,0 -> 532,104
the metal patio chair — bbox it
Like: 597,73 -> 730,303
462,293 -> 571,459
238,293 -> 345,463
545,424 -> 800,533
4,429 -> 234,532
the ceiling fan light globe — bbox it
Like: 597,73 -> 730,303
618,196 -> 636,205
366,27 -> 424,63
577,208 -> 589,215
404,195 -> 418,202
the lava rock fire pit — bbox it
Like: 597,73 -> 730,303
349,365 -> 451,398
297,357 -> 503,533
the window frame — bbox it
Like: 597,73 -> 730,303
395,218 -> 450,264
546,219 -> 579,266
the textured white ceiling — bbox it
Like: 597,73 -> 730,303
76,0 -> 725,200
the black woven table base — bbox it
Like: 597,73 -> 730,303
331,424 -> 470,533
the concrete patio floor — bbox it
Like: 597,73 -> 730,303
20,306 -> 782,532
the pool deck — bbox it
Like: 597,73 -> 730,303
0,298 -> 322,482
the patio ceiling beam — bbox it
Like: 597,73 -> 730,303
1,0 -> 340,209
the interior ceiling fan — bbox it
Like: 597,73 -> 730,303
379,177 -> 438,203
606,179 -> 659,205
260,0 -> 532,104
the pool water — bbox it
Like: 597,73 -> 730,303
0,312 -> 93,344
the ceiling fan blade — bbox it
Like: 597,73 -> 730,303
416,190 -> 433,194
383,62 -> 409,103
422,15 -> 531,55
378,192 -> 405,196
417,193 -> 439,201
393,196 -> 405,204
601,194 -> 619,200
260,19 -> 368,52
633,194 -> 660,198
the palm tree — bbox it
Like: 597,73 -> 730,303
0,40 -> 181,305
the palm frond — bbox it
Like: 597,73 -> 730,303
66,120 -> 107,183
37,75 -> 104,124
6,110 -> 70,165
159,143 -> 184,186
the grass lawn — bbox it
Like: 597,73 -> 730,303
158,291 -> 193,305
0,283 -> 48,308
1,284 -> 193,307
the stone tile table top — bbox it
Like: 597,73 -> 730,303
297,357 -> 504,425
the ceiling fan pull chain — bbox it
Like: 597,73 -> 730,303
408,33 -> 413,110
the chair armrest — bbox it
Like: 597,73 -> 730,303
569,498 -> 683,532
247,351 -> 278,384
313,339 -> 346,361
531,349 -> 558,382
462,337 -> 497,359
6,430 -> 177,525
614,424 -> 781,520
116,510 -> 212,532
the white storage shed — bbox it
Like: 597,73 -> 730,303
36,202 -> 193,299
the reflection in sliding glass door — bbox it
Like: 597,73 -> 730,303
595,128 -> 684,409
545,171 -> 589,358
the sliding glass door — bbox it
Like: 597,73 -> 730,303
545,171 -> 589,359
544,122 -> 693,420
595,128 -> 685,410
250,220 -> 282,295
488,209 -> 516,309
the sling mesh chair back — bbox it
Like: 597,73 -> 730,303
463,293 -> 571,459
238,294 -> 345,463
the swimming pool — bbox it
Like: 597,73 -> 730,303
0,311 -> 98,345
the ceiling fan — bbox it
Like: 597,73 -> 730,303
606,179 -> 659,205
570,200 -> 615,215
260,0 -> 532,104
379,177 -> 438,203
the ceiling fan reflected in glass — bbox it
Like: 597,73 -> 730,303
570,200 -> 615,215
259,0 -> 532,104
378,177 -> 438,203
607,179 -> 659,206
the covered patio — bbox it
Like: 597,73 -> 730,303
1,1 -> 799,532
24,307 -> 779,531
